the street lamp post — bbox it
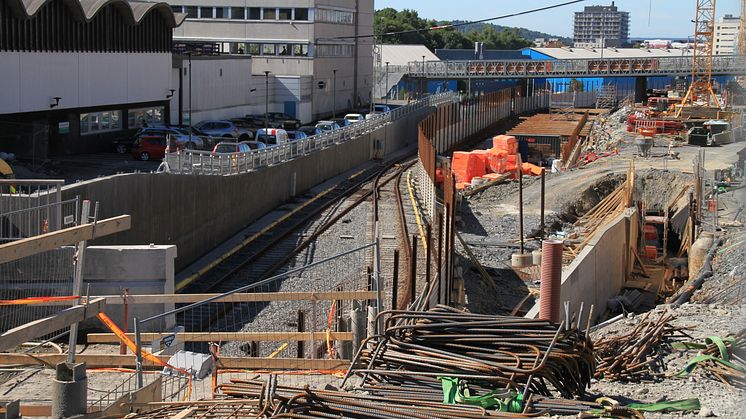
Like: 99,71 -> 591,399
385,62 -> 390,105
264,70 -> 271,130
187,52 -> 192,134
332,69 -> 337,119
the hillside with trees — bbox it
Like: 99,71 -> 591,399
374,8 -> 568,51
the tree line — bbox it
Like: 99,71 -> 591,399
375,8 -> 533,51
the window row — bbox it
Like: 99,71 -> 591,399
79,107 -> 164,135
230,42 -> 309,56
316,44 -> 353,57
315,8 -> 354,25
172,6 -> 309,21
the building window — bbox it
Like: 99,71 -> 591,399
80,110 -> 123,135
248,43 -> 261,55
215,7 -> 228,19
294,8 -> 309,21
316,44 -> 353,57
263,8 -> 276,20
279,8 -> 292,20
248,7 -> 261,20
185,6 -> 198,18
293,44 -> 309,56
199,7 -> 213,18
278,44 -> 291,55
128,107 -> 164,129
171,5 -> 183,13
230,7 -> 244,19
315,8 -> 354,25
262,44 -> 276,55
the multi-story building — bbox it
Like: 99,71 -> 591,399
573,2 -> 630,48
166,1 -> 374,122
714,14 -> 742,55
0,0 -> 184,157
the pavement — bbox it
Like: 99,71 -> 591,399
10,152 -> 160,184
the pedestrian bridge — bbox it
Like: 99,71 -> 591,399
406,55 -> 746,79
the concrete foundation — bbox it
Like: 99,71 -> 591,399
527,208 -> 639,323
51,363 -> 87,419
61,108 -> 432,271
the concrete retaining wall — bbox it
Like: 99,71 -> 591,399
527,208 -> 639,322
61,107 -> 431,271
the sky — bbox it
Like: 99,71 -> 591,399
374,0 -> 742,39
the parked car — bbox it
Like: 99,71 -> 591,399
228,119 -> 256,140
212,141 -> 251,154
344,113 -> 364,124
266,112 -> 301,130
194,120 -> 253,141
256,128 -> 289,146
240,140 -> 267,151
287,131 -> 308,141
331,118 -> 351,128
297,126 -> 322,137
244,114 -> 284,129
315,121 -> 340,132
114,127 -> 203,153
131,136 -> 181,161
374,104 -> 392,113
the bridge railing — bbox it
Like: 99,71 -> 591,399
408,55 -> 746,78
162,92 -> 457,175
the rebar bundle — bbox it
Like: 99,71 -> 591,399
594,311 -> 686,381
347,306 -> 595,398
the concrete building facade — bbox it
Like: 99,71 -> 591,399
166,0 -> 373,122
0,0 -> 185,157
573,2 -> 630,48
714,14 -> 742,55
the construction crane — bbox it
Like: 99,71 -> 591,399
740,0 -> 746,55
678,0 -> 719,115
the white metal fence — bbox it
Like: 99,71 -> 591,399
162,93 -> 458,176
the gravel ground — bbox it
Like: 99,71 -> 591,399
589,303 -> 746,419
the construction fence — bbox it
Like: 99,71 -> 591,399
163,92 -> 457,176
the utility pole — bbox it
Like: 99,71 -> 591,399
385,62 -> 390,106
187,52 -> 193,133
264,70 -> 271,129
332,69 -> 337,119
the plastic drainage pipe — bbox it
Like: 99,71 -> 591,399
540,240 -> 563,323
670,237 -> 722,306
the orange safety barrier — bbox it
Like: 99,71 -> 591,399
0,296 -> 80,306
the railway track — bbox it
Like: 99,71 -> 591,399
177,156 -> 417,337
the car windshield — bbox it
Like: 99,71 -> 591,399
214,144 -> 238,153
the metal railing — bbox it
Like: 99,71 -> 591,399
407,55 -> 746,78
162,93 -> 457,176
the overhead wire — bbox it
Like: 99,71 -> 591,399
320,0 -> 590,41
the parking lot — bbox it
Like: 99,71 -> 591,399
11,153 -> 160,184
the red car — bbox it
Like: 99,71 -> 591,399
131,136 -> 181,161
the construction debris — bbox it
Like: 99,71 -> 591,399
674,330 -> 746,388
593,311 -> 687,382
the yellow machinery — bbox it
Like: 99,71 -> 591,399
677,0 -> 719,116
0,158 -> 13,179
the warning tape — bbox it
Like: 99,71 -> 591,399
96,313 -> 193,400
0,296 -> 80,306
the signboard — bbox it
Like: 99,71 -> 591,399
58,122 -> 70,135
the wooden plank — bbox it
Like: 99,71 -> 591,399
87,331 -> 353,344
0,353 -> 350,370
19,405 -> 52,417
0,298 -> 105,352
0,215 -> 131,264
35,291 -> 377,306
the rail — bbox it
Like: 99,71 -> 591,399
163,92 -> 457,176
407,55 -> 746,78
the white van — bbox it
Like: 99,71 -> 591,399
344,113 -> 364,124
256,128 -> 289,146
